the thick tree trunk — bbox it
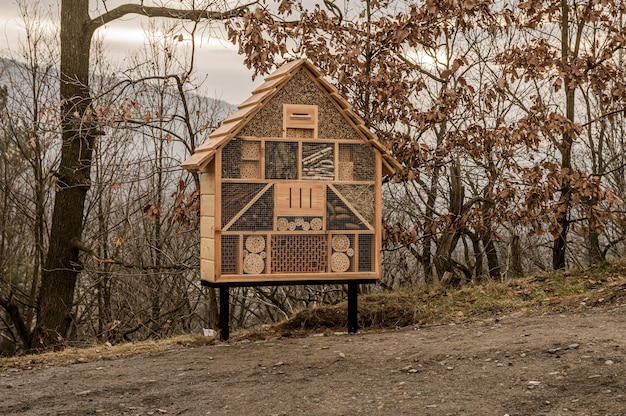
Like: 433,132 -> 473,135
32,0 -> 95,349
552,0 -> 574,271
510,235 -> 523,276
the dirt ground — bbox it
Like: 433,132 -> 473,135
0,304 -> 624,416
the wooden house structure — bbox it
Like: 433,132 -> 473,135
182,59 -> 401,287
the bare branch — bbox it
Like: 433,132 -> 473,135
87,2 -> 258,34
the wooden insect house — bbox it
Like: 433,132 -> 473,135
182,59 -> 401,286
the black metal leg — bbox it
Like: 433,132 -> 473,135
347,283 -> 358,333
219,286 -> 230,341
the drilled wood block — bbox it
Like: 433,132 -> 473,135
240,160 -> 261,179
338,162 -> 354,181
241,140 -> 261,160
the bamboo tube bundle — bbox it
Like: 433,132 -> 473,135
243,253 -> 265,274
331,252 -> 350,272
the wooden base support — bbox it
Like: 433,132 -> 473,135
204,279 -> 375,341
347,283 -> 358,333
219,287 -> 230,341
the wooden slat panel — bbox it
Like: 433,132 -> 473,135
275,183 -> 325,216
201,237 -> 215,261
200,259 -> 215,282
200,216 -> 215,238
200,194 -> 215,216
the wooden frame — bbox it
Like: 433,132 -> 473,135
182,59 -> 401,285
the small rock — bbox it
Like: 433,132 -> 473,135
605,360 -> 614,365
338,352 -> 345,359
528,381 -> 541,386
76,390 -> 92,396
567,343 -> 579,349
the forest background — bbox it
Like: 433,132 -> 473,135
1,0 -> 625,355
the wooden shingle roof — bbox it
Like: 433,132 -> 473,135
181,59 -> 401,175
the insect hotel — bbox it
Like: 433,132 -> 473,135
182,59 -> 400,338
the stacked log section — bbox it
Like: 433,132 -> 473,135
302,143 -> 334,180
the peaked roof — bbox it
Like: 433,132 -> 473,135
181,59 -> 402,175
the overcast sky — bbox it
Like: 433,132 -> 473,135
0,0 -> 262,105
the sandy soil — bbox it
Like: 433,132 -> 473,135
1,304 -> 624,416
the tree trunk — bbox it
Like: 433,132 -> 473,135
510,235 -> 523,276
32,0 -> 95,349
552,0 -> 577,271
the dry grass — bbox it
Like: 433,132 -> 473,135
2,259 -> 625,369
0,334 -> 216,371
274,258 -> 626,334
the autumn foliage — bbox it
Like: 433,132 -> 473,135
229,0 -> 626,284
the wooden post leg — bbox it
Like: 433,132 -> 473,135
219,286 -> 230,341
347,283 -> 358,333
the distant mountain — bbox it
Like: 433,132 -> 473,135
0,56 -> 236,121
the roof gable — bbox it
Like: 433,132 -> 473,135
181,59 -> 401,175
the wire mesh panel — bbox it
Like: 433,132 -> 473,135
339,143 -> 375,181
221,139 -> 242,179
326,187 -> 367,230
270,235 -> 328,273
302,143 -> 334,180
221,235 -> 239,274
229,186 -> 274,231
358,234 -> 374,272
265,141 -> 298,179
221,183 -> 267,228
333,184 -> 374,227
